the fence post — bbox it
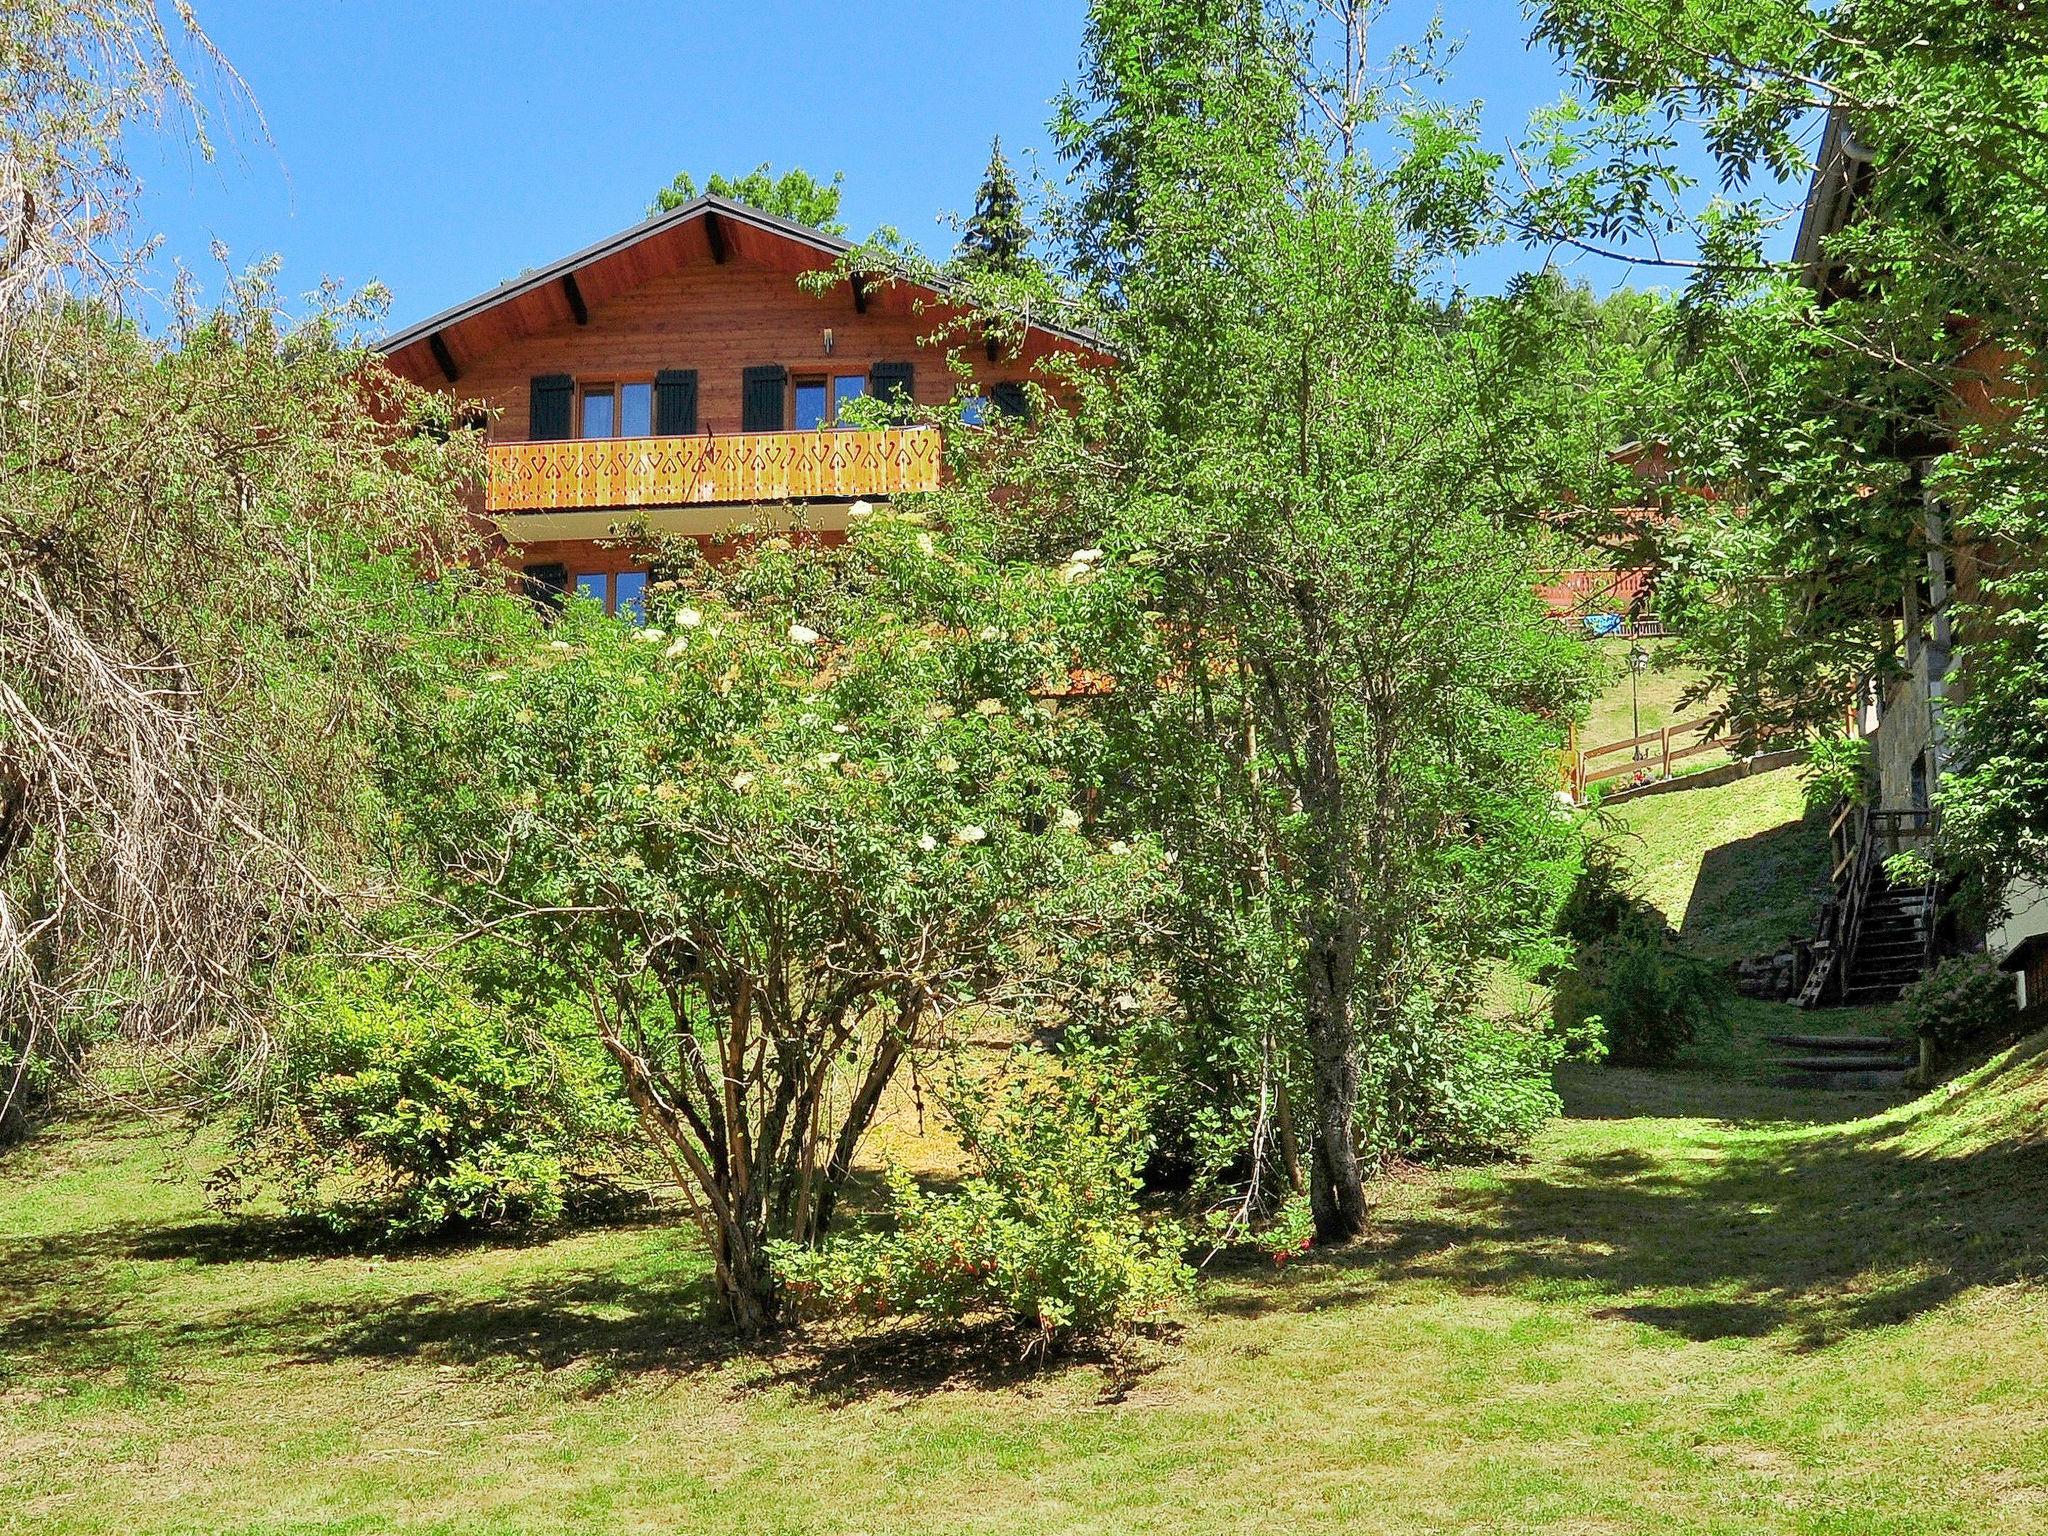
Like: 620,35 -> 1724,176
1661,725 -> 1672,779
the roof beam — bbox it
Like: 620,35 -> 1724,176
428,332 -> 460,384
704,210 -> 728,264
561,272 -> 589,325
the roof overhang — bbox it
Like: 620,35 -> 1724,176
378,194 -> 1112,386
1792,111 -> 1876,292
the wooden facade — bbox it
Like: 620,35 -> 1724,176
379,197 -> 1109,585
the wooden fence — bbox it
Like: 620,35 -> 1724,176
1563,715 -> 1723,798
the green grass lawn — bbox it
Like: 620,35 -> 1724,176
1600,764 -> 1832,964
1583,638 -> 1716,748
5,766 -> 2045,1535
7,1035 -> 2048,1534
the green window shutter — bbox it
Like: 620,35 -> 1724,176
520,562 -> 568,610
654,369 -> 698,435
868,360 -> 915,413
989,380 -> 1030,421
742,364 -> 786,431
529,374 -> 574,441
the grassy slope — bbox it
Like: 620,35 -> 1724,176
1583,637 -> 1716,747
6,772 -> 2048,1535
1602,765 -> 1832,964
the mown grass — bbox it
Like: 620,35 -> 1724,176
1583,637 -> 1715,749
5,766 -> 2045,1534
6,1033 -> 2048,1534
1598,764 -> 1832,964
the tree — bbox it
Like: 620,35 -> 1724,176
955,138 -> 1032,275
1517,0 -> 2048,897
0,4 -> 482,1136
378,514 -> 1163,1332
941,0 -> 1601,1242
650,164 -> 846,232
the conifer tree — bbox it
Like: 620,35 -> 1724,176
956,138 -> 1031,275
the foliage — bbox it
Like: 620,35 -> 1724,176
772,1058 -> 1192,1345
211,968 -> 640,1243
377,513 -> 1165,1331
1556,926 -> 1730,1068
1518,0 -> 2048,895
1361,999 -> 1566,1161
1902,953 -> 2022,1056
650,163 -> 846,231
1802,731 -> 1874,815
0,282 -> 482,1139
1552,838 -> 1729,1066
0,0 -> 236,330
0,5 -> 482,1140
954,138 -> 1033,276
942,0 -> 1607,1244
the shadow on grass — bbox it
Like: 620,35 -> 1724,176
0,1194 -> 1113,1407
1680,805 -> 1831,962
1220,1035 -> 2048,1350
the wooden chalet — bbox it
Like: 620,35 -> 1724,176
380,194 -> 1110,617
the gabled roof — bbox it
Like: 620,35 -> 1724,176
379,193 -> 1109,385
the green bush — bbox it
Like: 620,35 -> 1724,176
1362,997 -> 1566,1160
1801,731 -> 1873,815
1903,953 -> 2021,1055
1550,837 -> 1729,1067
212,968 -> 640,1243
771,1060 -> 1193,1345
1554,928 -> 1729,1066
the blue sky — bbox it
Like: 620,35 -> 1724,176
134,1 -> 1776,338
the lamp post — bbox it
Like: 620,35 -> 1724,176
1629,643 -> 1651,759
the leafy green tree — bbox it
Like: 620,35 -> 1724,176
650,163 -> 846,232
1517,0 -> 2048,897
935,0 -> 1602,1241
377,512 -> 1164,1332
955,138 -> 1032,275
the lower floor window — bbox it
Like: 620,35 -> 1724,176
571,570 -> 649,623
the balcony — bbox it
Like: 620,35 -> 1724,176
485,427 -> 943,515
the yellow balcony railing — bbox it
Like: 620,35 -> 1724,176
486,427 -> 943,514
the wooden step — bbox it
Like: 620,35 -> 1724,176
1778,1053 -> 1913,1072
1765,1033 -> 1907,1052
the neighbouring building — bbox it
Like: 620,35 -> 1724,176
1791,115 -> 2048,1010
379,194 -> 1110,617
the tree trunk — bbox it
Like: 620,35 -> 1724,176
1301,919 -> 1369,1242
715,1212 -> 779,1337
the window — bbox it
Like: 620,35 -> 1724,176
579,386 -> 615,439
794,374 -> 873,431
832,374 -> 867,425
579,381 -> 656,438
958,392 -> 987,426
571,571 -> 653,623
614,571 -> 647,624
794,377 -> 829,431
620,381 -> 652,437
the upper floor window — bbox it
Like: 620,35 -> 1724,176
571,569 -> 650,624
579,381 -> 653,438
793,374 -> 874,431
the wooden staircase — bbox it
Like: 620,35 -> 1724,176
1841,878 -> 1935,1004
1795,804 -> 1938,1010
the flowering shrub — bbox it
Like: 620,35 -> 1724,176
1903,953 -> 2021,1057
771,1061 -> 1193,1345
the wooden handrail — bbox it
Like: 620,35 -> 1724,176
485,427 -> 944,513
